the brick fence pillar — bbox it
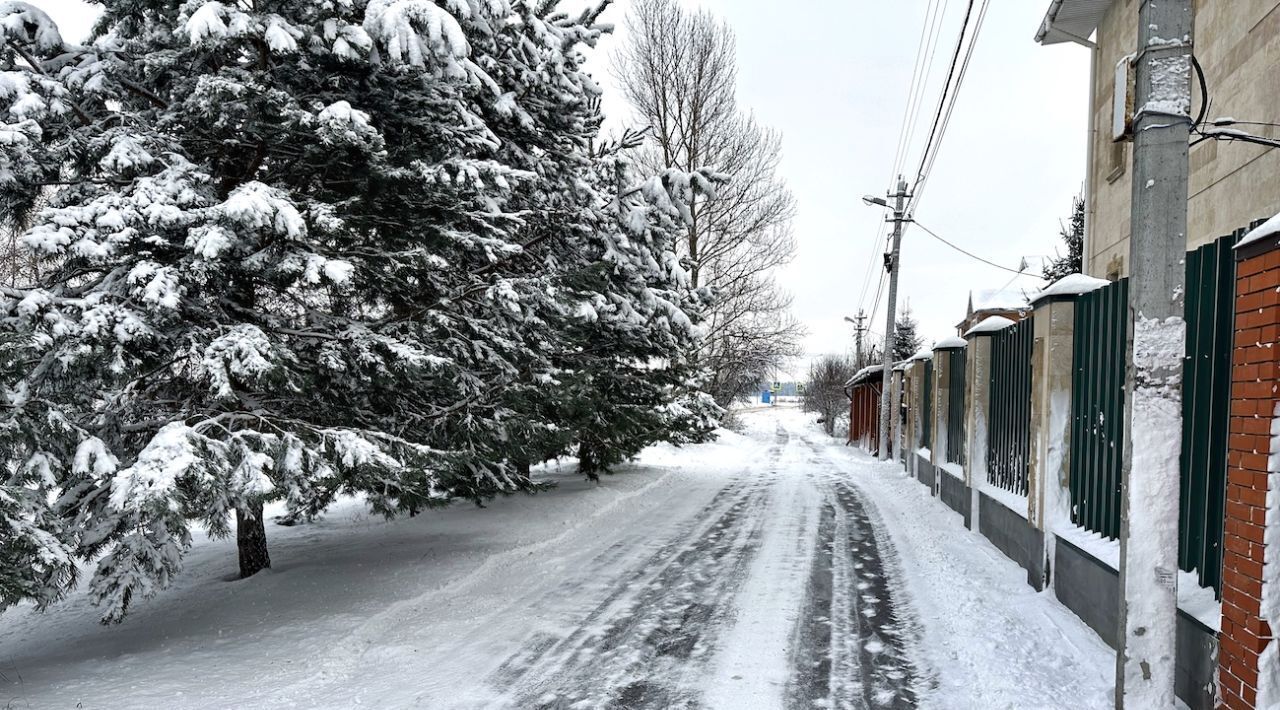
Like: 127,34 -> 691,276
1218,234 -> 1280,710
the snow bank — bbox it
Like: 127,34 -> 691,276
933,336 -> 967,350
817,429 -> 1114,708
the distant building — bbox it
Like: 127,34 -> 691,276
954,288 -> 1031,336
1036,0 -> 1280,279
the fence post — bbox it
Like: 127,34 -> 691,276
965,317 -> 1015,529
903,363 -> 915,475
932,350 -> 950,497
1217,230 -> 1280,710
890,366 -> 904,463
1027,280 -> 1100,532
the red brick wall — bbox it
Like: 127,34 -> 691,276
1219,246 -> 1280,710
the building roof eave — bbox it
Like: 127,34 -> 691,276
1035,0 -> 1113,47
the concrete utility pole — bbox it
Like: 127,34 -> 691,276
845,311 -> 868,367
877,177 -> 910,460
1116,2 -> 1193,707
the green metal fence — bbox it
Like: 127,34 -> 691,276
1069,278 -> 1128,542
947,348 -> 967,465
922,360 -> 934,450
1178,230 -> 1247,593
988,319 -> 1034,494
1068,229 -> 1252,595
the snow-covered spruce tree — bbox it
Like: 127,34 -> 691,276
892,306 -> 923,363
1043,194 -> 1085,282
0,0 -> 716,621
432,5 -> 720,481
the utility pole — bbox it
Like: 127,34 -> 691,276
1116,2 -> 1193,707
877,176 -> 910,460
845,310 -> 868,367
855,310 -> 867,368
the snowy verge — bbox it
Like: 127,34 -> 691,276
808,426 -> 1114,709
0,431 -> 765,710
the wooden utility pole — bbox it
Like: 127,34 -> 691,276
1116,2 -> 1194,706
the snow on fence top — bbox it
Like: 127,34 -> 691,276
1237,211 -> 1280,250
1030,273 -> 1110,304
933,336 -> 967,350
964,316 -> 1016,337
908,348 -> 934,362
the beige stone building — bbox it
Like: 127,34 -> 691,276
1037,0 -> 1280,279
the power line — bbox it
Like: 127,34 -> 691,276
914,0 -> 990,209
911,220 -> 1032,276
859,2 -> 945,320
892,0 -> 949,181
910,0 -> 975,193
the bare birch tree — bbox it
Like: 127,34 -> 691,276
614,0 -> 804,406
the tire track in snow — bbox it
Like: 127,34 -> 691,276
274,462 -> 697,705
493,430 -> 791,709
500,483 -> 769,709
785,502 -> 836,707
782,429 -> 925,709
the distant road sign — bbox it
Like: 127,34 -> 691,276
771,382 -> 781,392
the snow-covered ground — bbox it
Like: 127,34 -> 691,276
0,408 -> 1113,709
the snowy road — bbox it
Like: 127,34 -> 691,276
0,409 -> 1113,709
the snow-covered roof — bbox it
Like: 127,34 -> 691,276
1237,212 -> 1280,250
1030,273 -> 1110,304
933,336 -> 968,350
970,288 -> 1030,314
964,316 -> 1017,337
845,364 -> 883,388
1035,0 -> 1113,46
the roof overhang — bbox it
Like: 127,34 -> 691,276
1035,0 -> 1114,47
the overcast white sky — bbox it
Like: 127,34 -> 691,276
38,0 -> 1091,375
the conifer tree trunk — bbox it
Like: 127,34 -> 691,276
237,501 -> 271,579
577,442 -> 600,481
